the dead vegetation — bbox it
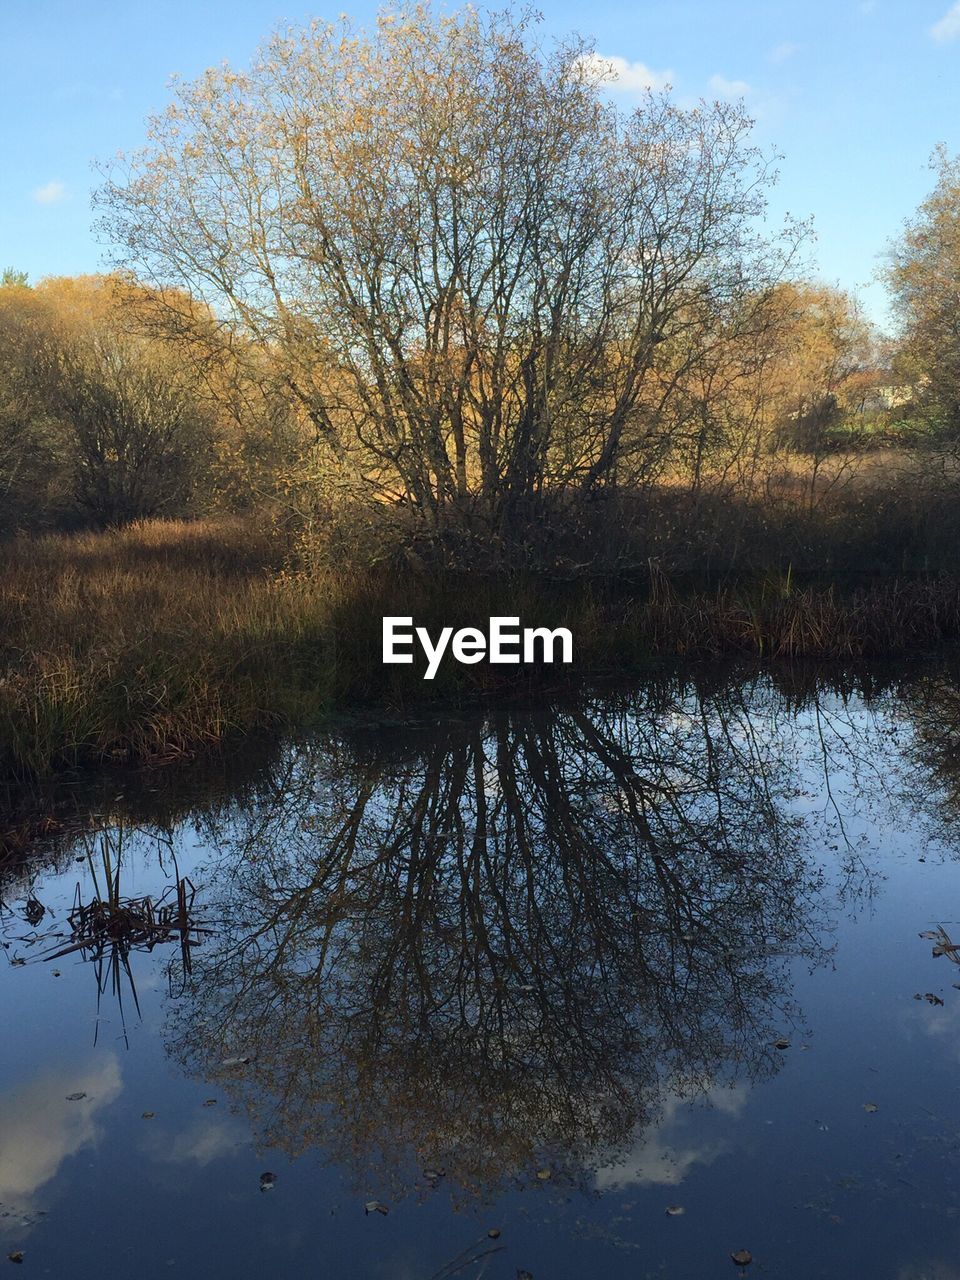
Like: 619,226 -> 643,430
2,452 -> 960,780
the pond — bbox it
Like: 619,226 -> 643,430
2,665 -> 960,1278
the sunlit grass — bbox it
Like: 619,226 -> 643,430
0,518 -> 335,776
3,459 -> 960,779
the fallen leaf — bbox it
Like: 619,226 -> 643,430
773,1038 -> 790,1050
730,1250 -> 753,1267
259,1172 -> 277,1192
863,1103 -> 878,1113
65,1092 -> 86,1102
7,1252 -> 24,1264
535,1168 -> 552,1181
141,1111 -> 155,1120
488,1228 -> 501,1239
202,1099 -> 218,1107
364,1200 -> 388,1216
665,1204 -> 685,1216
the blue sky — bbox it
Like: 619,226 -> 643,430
1,0 -> 958,328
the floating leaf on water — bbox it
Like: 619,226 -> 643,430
141,1111 -> 155,1119
773,1039 -> 790,1050
924,992 -> 944,1005
51,970 -> 60,978
665,1204 -> 685,1216
517,1272 -> 534,1280
535,1168 -> 552,1181
863,1103 -> 879,1113
65,1092 -> 86,1102
259,1172 -> 277,1192
730,1250 -> 753,1267
423,1168 -> 442,1181
202,1099 -> 218,1107
221,1056 -> 251,1067
364,1200 -> 388,1216
488,1228 -> 501,1239
7,1251 -> 24,1264
10,958 -> 25,968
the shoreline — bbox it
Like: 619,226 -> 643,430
3,513 -> 960,781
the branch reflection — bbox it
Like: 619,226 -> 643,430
168,682 -> 833,1195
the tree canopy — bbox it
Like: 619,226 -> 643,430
0,275 -> 215,528
887,146 -> 960,434
96,4 -> 801,531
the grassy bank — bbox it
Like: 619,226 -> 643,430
0,518 -> 334,777
3,467 -> 960,779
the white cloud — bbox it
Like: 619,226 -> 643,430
931,2 -> 960,42
32,180 -> 66,205
594,1084 -> 747,1189
0,1059 -> 122,1208
145,1116 -> 245,1166
708,73 -> 752,98
768,41 -> 801,63
577,52 -> 674,93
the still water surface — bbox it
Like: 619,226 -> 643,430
3,668 -> 960,1278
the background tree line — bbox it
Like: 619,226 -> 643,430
0,268 -> 886,535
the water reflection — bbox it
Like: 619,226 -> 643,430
0,1058 -> 122,1210
6,666 -> 960,1276
165,681 -> 844,1195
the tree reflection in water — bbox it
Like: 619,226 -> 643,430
166,680 -> 835,1197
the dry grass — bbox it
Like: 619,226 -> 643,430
637,567 -> 960,659
3,457 -> 960,779
0,518 -> 337,776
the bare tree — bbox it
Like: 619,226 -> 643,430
96,5 -> 799,534
43,330 -> 211,524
